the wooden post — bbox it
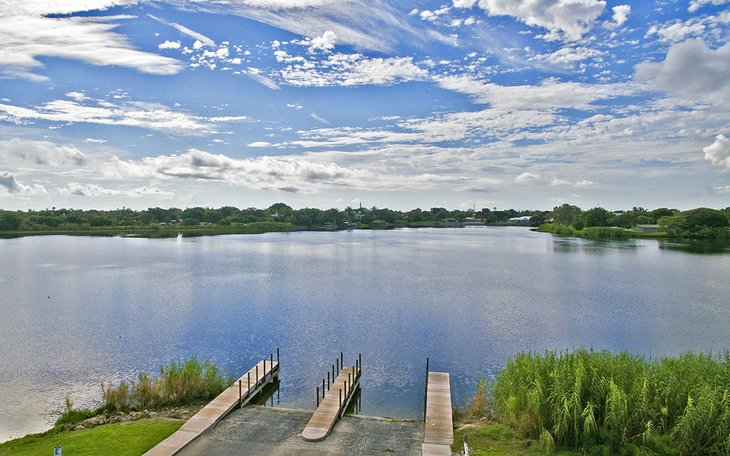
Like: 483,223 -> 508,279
270,353 -> 274,371
239,379 -> 242,408
322,378 -> 325,399
340,352 -> 343,370
256,365 -> 259,383
248,372 -> 251,393
359,353 -> 362,373
424,357 -> 429,421
263,359 -> 267,375
332,365 -> 335,382
348,373 -> 351,393
316,386 -> 319,407
277,348 -> 280,365
339,388 -> 342,409
327,371 -> 330,390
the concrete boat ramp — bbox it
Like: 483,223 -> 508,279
146,352 -> 454,456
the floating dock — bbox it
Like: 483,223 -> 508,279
301,353 -> 361,442
422,371 -> 453,456
144,354 -> 279,456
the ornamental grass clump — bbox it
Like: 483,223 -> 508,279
492,348 -> 730,454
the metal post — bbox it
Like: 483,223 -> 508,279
316,386 -> 319,407
239,379 -> 242,408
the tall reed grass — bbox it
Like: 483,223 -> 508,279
101,356 -> 231,412
490,348 -> 730,454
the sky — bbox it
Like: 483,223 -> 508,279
0,0 -> 729,212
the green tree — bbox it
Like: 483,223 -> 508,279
551,204 -> 582,225
574,207 -> 611,229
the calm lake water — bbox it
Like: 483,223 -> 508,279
1,227 -> 729,441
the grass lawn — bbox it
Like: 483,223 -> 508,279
0,418 -> 183,456
452,423 -> 581,456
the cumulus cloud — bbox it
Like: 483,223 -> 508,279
158,40 -> 181,49
0,171 -> 47,195
59,182 -> 174,197
703,134 -> 730,170
247,141 -> 272,147
245,67 -> 280,89
307,30 -> 337,53
635,39 -> 730,99
452,0 -> 606,41
0,138 -> 87,166
610,5 -> 630,27
0,6 -> 182,80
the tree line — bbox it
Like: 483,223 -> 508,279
1,203 -> 728,239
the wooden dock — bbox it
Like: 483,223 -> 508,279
422,371 -> 453,456
301,355 -> 361,442
144,356 -> 279,456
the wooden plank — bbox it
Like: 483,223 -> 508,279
422,443 -> 453,455
423,372 -> 453,447
301,365 -> 360,442
144,359 -> 279,456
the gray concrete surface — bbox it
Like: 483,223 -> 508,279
178,406 -> 426,455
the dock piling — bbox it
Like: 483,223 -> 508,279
238,380 -> 242,408
316,386 -> 319,407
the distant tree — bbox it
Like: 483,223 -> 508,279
551,204 -> 582,225
574,207 -> 611,229
659,208 -> 729,239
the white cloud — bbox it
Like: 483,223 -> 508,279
635,40 -> 730,99
550,177 -> 571,186
610,5 -> 630,27
147,14 -> 215,47
0,8 -> 182,80
689,0 -> 730,12
0,138 -> 87,166
287,103 -> 304,110
310,112 -> 330,124
247,141 -> 272,147
187,0 -> 452,53
245,67 -> 280,89
714,185 -> 730,193
280,53 -> 428,87
84,138 -> 107,144
453,0 -> 606,41
531,46 -> 603,65
0,171 -> 47,195
0,97 -> 234,135
703,134 -> 730,170
515,171 -> 540,183
574,179 -> 595,188
158,40 -> 182,49
59,182 -> 173,197
646,21 -> 706,43
307,30 -> 337,53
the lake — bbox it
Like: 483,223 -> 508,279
1,227 -> 729,442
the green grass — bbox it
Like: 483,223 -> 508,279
0,418 -> 182,456
452,423 -> 582,455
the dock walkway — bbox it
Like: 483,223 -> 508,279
301,364 -> 361,441
422,371 -> 453,456
145,357 -> 279,456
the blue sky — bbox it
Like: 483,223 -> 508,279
1,0 -> 729,211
